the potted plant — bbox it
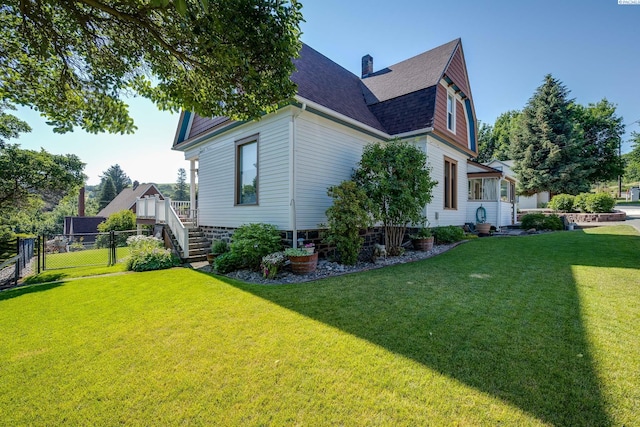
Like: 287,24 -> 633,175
410,226 -> 434,251
285,247 -> 318,274
207,240 -> 229,265
302,242 -> 315,254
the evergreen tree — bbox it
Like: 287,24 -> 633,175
174,168 -> 189,201
99,164 -> 131,194
511,75 -> 590,195
99,177 -> 117,210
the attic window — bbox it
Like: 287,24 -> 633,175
447,92 -> 456,133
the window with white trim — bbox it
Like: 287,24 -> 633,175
444,157 -> 457,209
469,178 -> 498,201
236,136 -> 258,205
447,92 -> 456,133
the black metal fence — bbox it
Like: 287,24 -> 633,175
40,230 -> 142,271
0,237 -> 35,289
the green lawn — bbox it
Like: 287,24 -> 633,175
1,226 -> 638,425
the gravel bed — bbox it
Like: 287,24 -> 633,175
202,242 -> 464,285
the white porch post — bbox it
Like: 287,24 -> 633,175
497,178 -> 502,229
190,159 -> 197,219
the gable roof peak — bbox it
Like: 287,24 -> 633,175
360,38 -> 461,105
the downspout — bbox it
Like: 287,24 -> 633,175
290,103 -> 306,248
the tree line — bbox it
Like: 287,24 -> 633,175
477,74 -> 627,195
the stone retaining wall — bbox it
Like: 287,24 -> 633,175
517,210 -> 626,223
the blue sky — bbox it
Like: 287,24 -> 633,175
13,0 -> 640,185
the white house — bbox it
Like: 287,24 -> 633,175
161,39 -> 512,255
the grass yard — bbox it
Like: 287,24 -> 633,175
0,226 -> 638,425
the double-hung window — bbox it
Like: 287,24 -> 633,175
446,92 -> 456,133
236,135 -> 258,205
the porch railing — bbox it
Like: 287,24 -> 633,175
136,196 -> 195,258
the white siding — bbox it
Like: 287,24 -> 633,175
425,135 -> 469,227
294,112 -> 384,229
187,111 -> 292,229
467,201 -> 514,227
500,201 -> 514,226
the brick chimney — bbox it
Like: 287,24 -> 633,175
78,186 -> 85,217
361,54 -> 373,78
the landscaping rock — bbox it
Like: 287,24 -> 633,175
199,242 -> 462,285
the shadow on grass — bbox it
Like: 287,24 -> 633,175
216,230 -> 640,425
0,281 -> 64,301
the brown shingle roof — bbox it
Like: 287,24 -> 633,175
361,39 -> 459,104
291,44 -> 386,132
175,39 -> 462,143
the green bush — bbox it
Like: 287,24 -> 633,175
96,210 -> 136,247
548,194 -> 575,212
573,193 -> 589,212
323,180 -> 371,265
432,226 -> 464,244
125,235 -> 178,272
520,213 -> 547,230
229,223 -> 282,270
213,251 -> 242,274
543,214 -> 564,230
211,240 -> 229,255
585,192 -> 615,213
520,213 -> 563,230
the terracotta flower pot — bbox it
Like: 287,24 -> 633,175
289,252 -> 318,274
412,236 -> 434,251
476,223 -> 491,234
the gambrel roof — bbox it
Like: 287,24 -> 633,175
174,38 -> 471,146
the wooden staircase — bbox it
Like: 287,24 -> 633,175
166,225 -> 208,263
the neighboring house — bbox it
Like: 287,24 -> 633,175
63,216 -> 106,244
98,182 -> 163,218
168,38 -> 491,249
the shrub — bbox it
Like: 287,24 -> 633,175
520,213 -> 547,230
211,240 -> 229,254
353,140 -> 437,256
230,223 -> 282,270
96,210 -> 136,247
432,226 -> 464,244
548,194 -> 575,212
585,192 -> 615,213
543,214 -> 564,230
125,235 -> 178,272
261,251 -> 287,279
323,180 -> 371,265
213,252 -> 242,274
284,248 -> 308,257
573,193 -> 589,212
520,213 -> 563,231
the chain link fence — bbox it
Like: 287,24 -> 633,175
0,238 -> 36,289
40,230 -> 144,271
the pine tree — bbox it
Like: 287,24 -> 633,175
511,75 -> 590,195
99,164 -> 131,194
99,177 -> 117,210
174,168 -> 189,201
